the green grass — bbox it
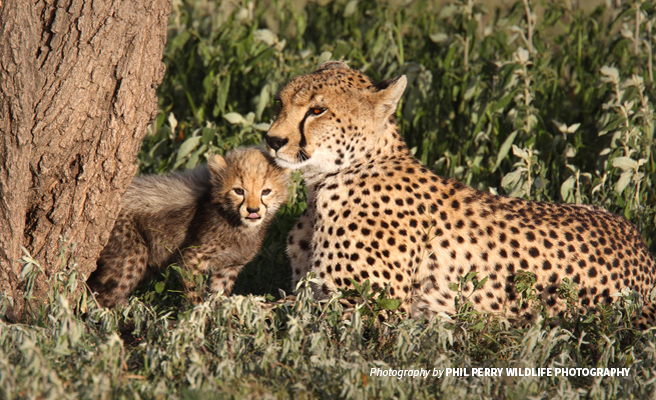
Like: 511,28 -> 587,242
2,270 -> 656,399
2,0 -> 656,398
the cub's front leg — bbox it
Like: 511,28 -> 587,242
179,246 -> 216,304
208,264 -> 244,295
179,246 -> 243,304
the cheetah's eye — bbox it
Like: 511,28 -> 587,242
307,107 -> 327,117
262,189 -> 272,196
233,188 -> 244,196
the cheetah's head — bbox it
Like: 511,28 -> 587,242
264,61 -> 406,174
208,147 -> 289,227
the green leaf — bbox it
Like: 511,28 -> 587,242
598,116 -> 624,136
253,122 -> 271,131
474,276 -> 488,290
255,83 -> 271,121
615,171 -> 633,194
463,76 -> 479,101
155,281 -> 166,294
344,0 -> 358,17
492,130 -> 519,172
470,321 -> 486,331
185,144 -> 207,169
490,90 -> 516,113
201,127 -> 216,144
174,135 -> 203,169
214,75 -> 230,117
224,112 -> 246,125
333,40 -> 352,60
560,175 -> 576,202
612,156 -> 638,172
501,170 -> 524,190
254,29 -> 277,46
378,298 -> 401,311
463,271 -> 478,284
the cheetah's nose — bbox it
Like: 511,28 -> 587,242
246,206 -> 261,220
264,134 -> 288,151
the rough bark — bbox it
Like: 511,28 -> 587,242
0,0 -> 171,321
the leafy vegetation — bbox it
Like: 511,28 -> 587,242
2,0 -> 656,398
2,266 -> 656,399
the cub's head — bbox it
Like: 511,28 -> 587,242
264,61 -> 406,172
208,147 -> 289,227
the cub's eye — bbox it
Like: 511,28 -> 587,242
307,107 -> 326,116
262,189 -> 272,196
233,188 -> 244,196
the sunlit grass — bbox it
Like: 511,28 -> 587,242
2,267 -> 656,399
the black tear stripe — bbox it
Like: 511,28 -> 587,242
298,113 -> 310,149
296,113 -> 311,162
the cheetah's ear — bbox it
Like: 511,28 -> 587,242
373,75 -> 407,118
315,61 -> 350,72
207,154 -> 228,175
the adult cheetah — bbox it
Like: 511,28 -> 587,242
264,61 -> 656,325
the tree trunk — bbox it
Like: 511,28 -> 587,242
0,0 -> 171,321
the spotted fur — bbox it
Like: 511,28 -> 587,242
264,61 -> 656,325
87,147 -> 289,307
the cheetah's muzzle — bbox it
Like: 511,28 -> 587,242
264,134 -> 288,152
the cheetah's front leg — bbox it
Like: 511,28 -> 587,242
287,207 -> 315,290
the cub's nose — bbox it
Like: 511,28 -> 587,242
264,134 -> 288,151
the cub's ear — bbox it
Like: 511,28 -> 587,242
207,154 -> 228,175
373,75 -> 407,118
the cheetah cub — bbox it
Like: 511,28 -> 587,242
264,61 -> 656,325
87,147 -> 289,307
